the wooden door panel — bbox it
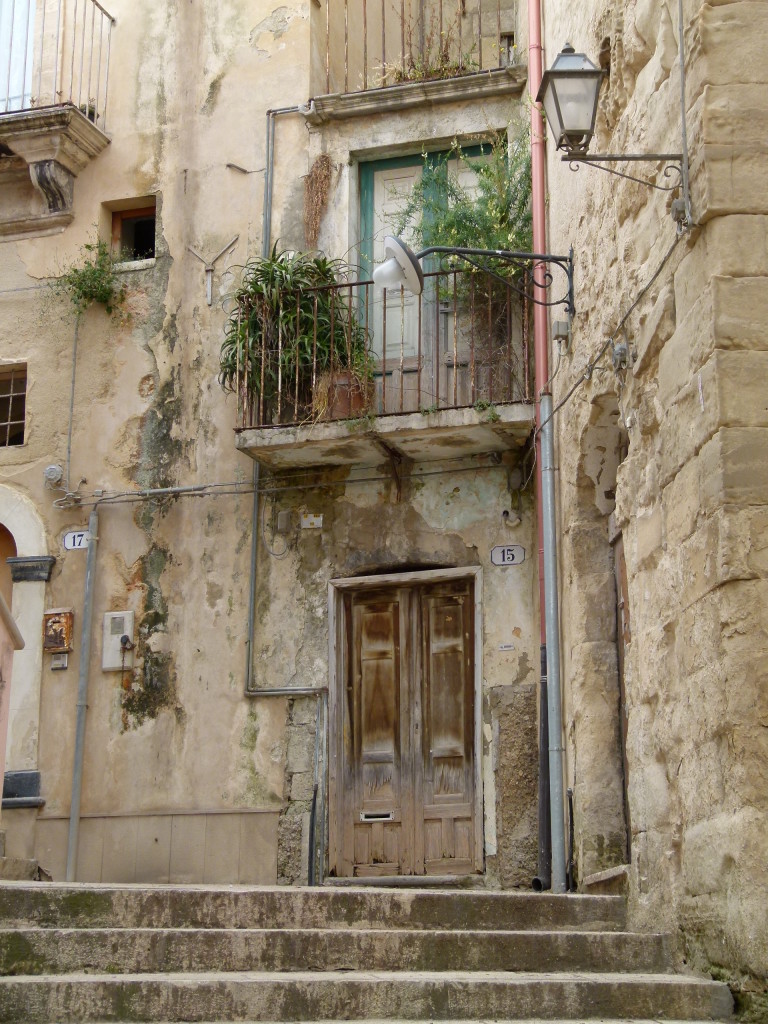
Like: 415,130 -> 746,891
344,592 -> 413,875
420,585 -> 474,874
337,578 -> 476,878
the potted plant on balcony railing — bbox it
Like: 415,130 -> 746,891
219,245 -> 374,425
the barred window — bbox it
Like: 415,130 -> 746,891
0,367 -> 26,447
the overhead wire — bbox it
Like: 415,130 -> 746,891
537,231 -> 683,435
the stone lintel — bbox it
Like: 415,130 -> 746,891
7,556 -> 56,583
306,65 -> 527,124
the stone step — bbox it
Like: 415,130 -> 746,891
0,883 -> 627,932
0,969 -> 734,1023
0,926 -> 672,975
0,856 -> 39,881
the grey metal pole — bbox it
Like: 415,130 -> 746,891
66,506 -> 99,882
540,394 -> 566,892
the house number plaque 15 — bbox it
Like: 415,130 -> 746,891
490,545 -> 525,566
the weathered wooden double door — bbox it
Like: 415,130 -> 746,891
333,578 -> 478,877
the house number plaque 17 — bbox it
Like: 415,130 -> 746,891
490,544 -> 525,566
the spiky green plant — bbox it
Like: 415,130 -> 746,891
220,246 -> 372,423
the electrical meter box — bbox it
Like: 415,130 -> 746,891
102,611 -> 135,671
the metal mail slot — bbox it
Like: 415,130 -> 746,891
359,810 -> 394,821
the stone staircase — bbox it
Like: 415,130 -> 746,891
0,882 -> 733,1022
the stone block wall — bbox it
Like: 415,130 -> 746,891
541,0 -> 768,995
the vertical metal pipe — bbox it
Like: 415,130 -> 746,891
529,0 -> 566,893
53,0 -> 63,109
434,272 -> 440,407
102,14 -> 112,131
69,0 -> 78,102
21,0 -> 32,108
532,646 -> 551,890
382,289 -> 387,411
312,293 -> 319,407
417,289 -> 422,407
496,0 -> 501,69
399,288 -> 404,411
540,391 -> 565,892
294,292 -> 301,420
4,0 -> 16,112
677,0 -> 692,227
94,12 -> 104,123
308,694 -> 322,884
66,506 -> 99,882
403,0 -> 409,70
344,0 -> 349,93
78,0 -> 88,107
37,0 -> 48,105
317,690 -> 328,882
244,463 -> 260,692
326,0 -> 330,92
469,273 -> 476,404
277,298 -> 283,421
452,272 -> 458,405
86,1 -> 96,115
363,0 -> 368,89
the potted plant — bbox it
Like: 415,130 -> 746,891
219,246 -> 373,425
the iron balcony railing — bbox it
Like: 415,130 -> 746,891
322,0 -> 519,95
1,0 -> 115,129
233,264 -> 532,431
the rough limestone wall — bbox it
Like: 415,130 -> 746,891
542,0 -> 767,996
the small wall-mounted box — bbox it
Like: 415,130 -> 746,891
301,512 -> 323,529
102,611 -> 135,671
43,609 -> 74,653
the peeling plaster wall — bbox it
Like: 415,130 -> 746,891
0,0 -> 541,888
0,0 -> 311,880
541,0 -> 768,993
253,463 -> 539,885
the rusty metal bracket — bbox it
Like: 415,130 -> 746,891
373,439 -> 403,502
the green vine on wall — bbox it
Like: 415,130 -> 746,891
56,238 -> 127,318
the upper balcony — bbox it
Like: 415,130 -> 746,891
0,0 -> 114,235
308,0 -> 525,120
233,262 -> 536,471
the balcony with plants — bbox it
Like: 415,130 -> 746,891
0,0 -> 114,234
307,0 -> 525,121
222,133 -> 565,471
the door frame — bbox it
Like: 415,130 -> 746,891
327,566 -> 484,877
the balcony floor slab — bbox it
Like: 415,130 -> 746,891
235,403 -> 534,470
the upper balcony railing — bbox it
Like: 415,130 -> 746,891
320,0 -> 519,95
232,264 -> 532,432
1,0 -> 115,129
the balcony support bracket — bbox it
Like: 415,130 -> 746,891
29,160 -> 74,214
374,440 -> 404,503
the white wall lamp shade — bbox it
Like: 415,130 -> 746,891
372,236 -> 424,296
536,44 -> 604,156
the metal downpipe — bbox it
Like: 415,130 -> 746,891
540,393 -> 566,891
66,506 -> 99,882
532,644 -> 551,890
245,103 -> 303,692
529,0 -> 567,893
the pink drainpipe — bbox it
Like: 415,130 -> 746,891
528,0 -> 568,892
528,0 -> 549,639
